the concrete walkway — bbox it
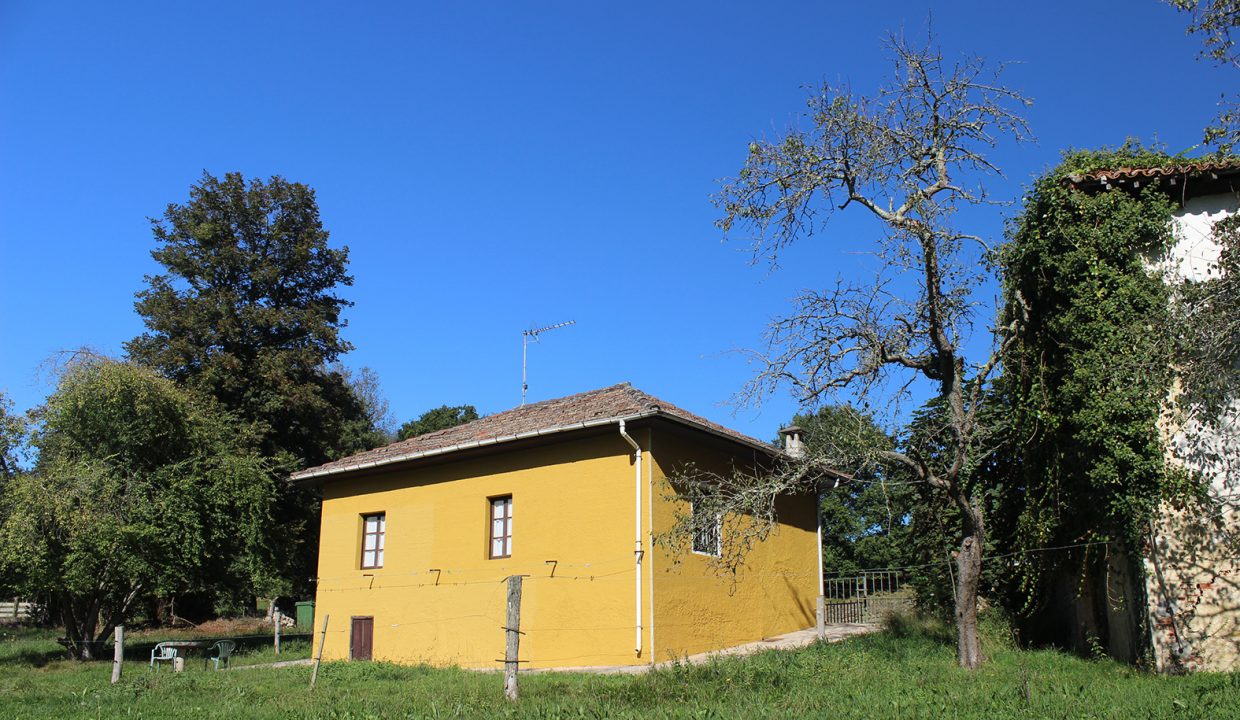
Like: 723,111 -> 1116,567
526,623 -> 878,675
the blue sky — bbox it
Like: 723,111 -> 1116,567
0,1 -> 1229,442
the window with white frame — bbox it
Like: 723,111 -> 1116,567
691,501 -> 721,556
489,495 -> 513,559
360,512 -> 385,569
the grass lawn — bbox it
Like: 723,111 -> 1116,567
0,620 -> 1236,719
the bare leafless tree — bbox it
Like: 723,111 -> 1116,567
679,35 -> 1030,669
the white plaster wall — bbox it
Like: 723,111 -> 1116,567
1168,193 -> 1240,282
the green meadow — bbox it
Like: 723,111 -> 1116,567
1,619 -> 1235,719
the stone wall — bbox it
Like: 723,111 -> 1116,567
1145,193 -> 1240,672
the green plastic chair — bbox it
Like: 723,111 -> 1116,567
205,640 -> 235,670
150,642 -> 178,671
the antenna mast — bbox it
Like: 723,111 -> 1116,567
522,320 -> 576,406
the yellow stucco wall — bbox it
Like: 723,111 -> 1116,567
312,432 -> 645,669
311,423 -> 819,669
648,430 -> 819,661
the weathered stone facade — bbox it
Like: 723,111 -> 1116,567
1146,190 -> 1240,673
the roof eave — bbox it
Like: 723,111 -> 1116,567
289,409 -> 780,483
1063,163 -> 1240,199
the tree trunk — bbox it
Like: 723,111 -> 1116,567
954,504 -> 985,670
59,593 -> 117,661
82,601 -> 100,661
59,597 -> 82,660
154,596 -> 172,626
60,595 -> 99,660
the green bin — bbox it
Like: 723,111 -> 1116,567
295,600 -> 315,630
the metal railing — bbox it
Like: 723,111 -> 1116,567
821,572 -> 910,624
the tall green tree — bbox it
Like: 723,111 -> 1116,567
0,360 -> 274,659
336,364 -> 398,450
0,391 -> 26,482
125,171 -> 370,470
398,405 -> 480,440
0,392 -> 29,599
792,406 -> 916,578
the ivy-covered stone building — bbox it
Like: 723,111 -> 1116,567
1066,161 -> 1239,672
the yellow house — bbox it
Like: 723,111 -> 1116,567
291,383 -> 820,669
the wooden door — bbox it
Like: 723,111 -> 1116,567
350,616 -> 373,661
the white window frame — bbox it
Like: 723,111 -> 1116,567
488,495 -> 513,559
360,512 -> 385,569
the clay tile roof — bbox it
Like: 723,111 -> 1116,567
1064,159 -> 1240,198
291,382 -> 776,481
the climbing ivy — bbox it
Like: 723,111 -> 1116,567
995,145 -> 1189,652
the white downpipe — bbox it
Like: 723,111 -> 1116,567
618,420 -> 643,656
647,430 -> 655,664
816,490 -> 824,598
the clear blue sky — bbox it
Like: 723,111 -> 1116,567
0,1 -> 1229,442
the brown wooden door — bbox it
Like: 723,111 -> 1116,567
350,616 -> 373,661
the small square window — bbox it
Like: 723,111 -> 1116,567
489,496 -> 512,559
361,513 -> 385,569
691,502 -> 721,556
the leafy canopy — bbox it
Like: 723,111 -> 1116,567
793,406 -> 917,577
125,171 -> 370,469
0,360 -> 275,658
398,405 -> 480,440
0,391 -> 26,481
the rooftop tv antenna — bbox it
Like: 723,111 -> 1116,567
522,320 -> 575,406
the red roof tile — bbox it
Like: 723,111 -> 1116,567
1064,160 -> 1240,198
291,383 -> 776,481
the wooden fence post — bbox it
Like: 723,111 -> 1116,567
309,614 -> 329,689
110,625 -> 123,684
274,610 -> 281,655
816,596 -> 825,641
503,575 -> 524,701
